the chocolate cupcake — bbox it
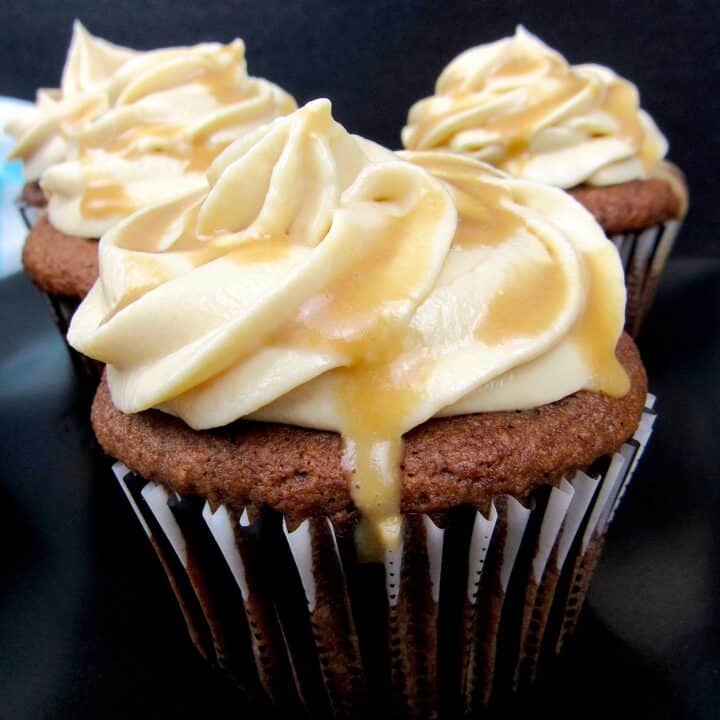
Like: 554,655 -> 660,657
7,21 -> 296,379
69,100 -> 654,717
402,26 -> 687,335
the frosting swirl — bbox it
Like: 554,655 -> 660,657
6,21 -> 137,181
69,102 -> 628,551
402,26 -> 668,189
41,34 -> 296,239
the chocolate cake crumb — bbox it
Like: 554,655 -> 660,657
21,181 -> 47,208
22,215 -> 98,299
570,176 -> 683,235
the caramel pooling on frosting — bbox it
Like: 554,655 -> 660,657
38,32 -> 296,238
402,26 -> 668,189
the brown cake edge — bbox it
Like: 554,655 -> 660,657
19,169 -> 686,301
21,180 -> 47,208
22,215 -> 98,300
569,172 -> 685,235
92,334 -> 647,532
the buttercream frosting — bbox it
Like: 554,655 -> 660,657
6,22 -> 295,237
69,101 -> 628,552
402,26 -> 668,189
41,33 -> 296,238
6,21 -> 137,181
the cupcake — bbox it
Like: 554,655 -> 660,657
402,26 -> 687,335
7,21 -> 296,378
6,22 -> 137,224
69,100 -> 654,716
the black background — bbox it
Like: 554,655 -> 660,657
0,0 -> 718,255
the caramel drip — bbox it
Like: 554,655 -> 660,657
475,258 -> 568,344
601,82 -> 645,154
570,247 -> 629,396
339,361 -> 421,560
402,154 -> 524,248
80,182 -> 136,219
483,73 -> 589,155
450,183 -> 523,248
272,198 -> 446,555
227,235 -> 292,265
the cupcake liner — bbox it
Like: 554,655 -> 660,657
17,199 -> 101,386
110,396 -> 656,717
17,200 -> 41,230
44,293 -> 102,385
611,219 -> 682,336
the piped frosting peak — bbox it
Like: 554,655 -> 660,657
402,26 -> 668,189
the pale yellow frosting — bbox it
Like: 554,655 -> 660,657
40,34 -> 296,239
402,26 -> 668,189
6,21 -> 137,181
69,101 -> 628,551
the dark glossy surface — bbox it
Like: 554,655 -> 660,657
1,258 -> 719,719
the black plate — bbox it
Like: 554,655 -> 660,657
1,259 -> 719,719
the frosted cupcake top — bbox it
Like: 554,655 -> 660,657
402,27 -> 668,189
6,22 -> 137,181
7,22 -> 296,239
69,100 -> 628,551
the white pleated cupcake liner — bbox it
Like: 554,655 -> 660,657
611,219 -> 682,335
109,395 -> 656,718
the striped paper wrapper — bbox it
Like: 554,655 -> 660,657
17,200 -> 42,231
17,200 -> 101,385
109,397 -> 656,718
612,220 -> 682,336
43,294 -> 103,384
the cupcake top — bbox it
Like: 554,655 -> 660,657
8,22 -> 296,239
6,22 -> 137,181
69,100 -> 628,550
402,27 -> 668,189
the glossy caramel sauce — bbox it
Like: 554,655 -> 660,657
570,246 -> 630,396
288,197 -> 445,552
77,61 -> 253,220
474,258 -> 568,345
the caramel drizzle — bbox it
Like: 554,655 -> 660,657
77,52 -> 263,221
283,203 -> 443,554
80,181 -> 137,219
77,126 -> 226,219
410,44 -> 650,171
